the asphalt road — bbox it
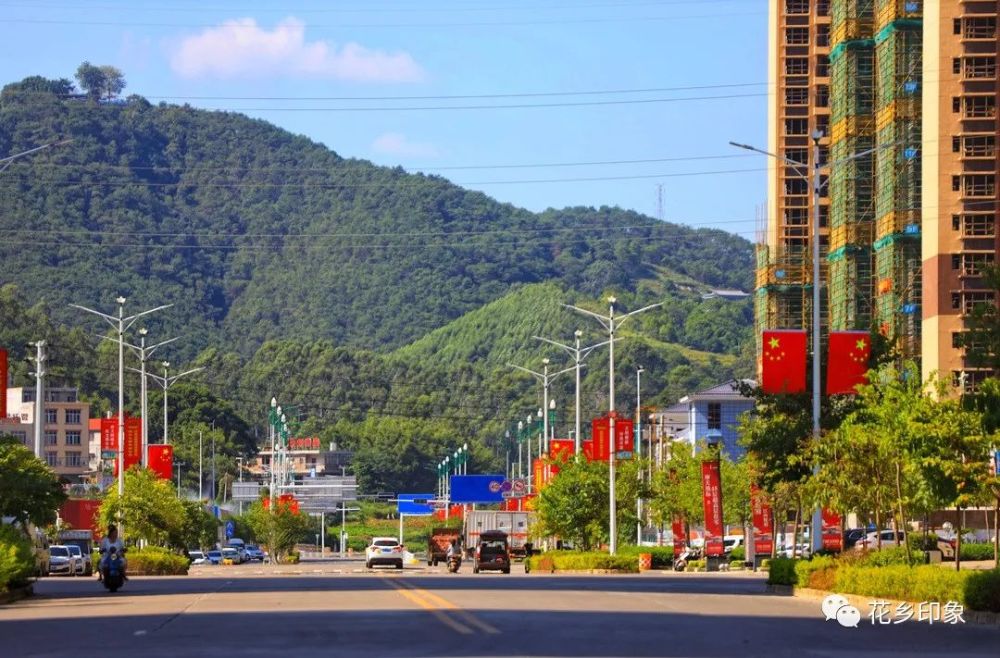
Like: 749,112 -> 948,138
2,561 -> 997,657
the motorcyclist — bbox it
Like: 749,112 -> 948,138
98,524 -> 127,582
446,540 -> 459,560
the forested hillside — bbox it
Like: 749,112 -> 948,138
0,74 -> 755,492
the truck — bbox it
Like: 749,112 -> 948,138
463,511 -> 534,559
58,529 -> 95,576
426,527 -> 461,566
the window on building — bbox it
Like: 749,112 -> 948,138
953,176 -> 962,192
707,403 -> 722,431
66,452 -> 83,468
816,56 -> 829,77
786,28 -> 809,45
785,57 -> 808,75
816,24 -> 829,47
785,0 -> 808,14
962,253 -> 996,276
64,409 -> 81,425
11,431 -> 27,445
816,116 -> 830,138
964,17 -> 997,39
963,291 -> 996,315
816,0 -> 829,16
45,452 -> 58,468
964,57 -> 997,79
785,118 -> 808,135
952,254 -> 961,270
816,85 -> 829,107
952,292 -> 962,310
785,178 -> 808,195
963,214 -> 996,237
786,88 -> 809,106
963,135 -> 996,158
954,58 -> 963,75
785,148 -> 808,165
44,431 -> 58,446
65,431 -> 82,446
953,97 -> 962,113
964,95 -> 996,118
964,174 -> 996,197
44,408 -> 56,424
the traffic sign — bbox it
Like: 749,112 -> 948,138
101,450 -> 116,460
398,493 -> 434,516
225,520 -> 235,539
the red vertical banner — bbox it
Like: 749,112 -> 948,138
750,484 -> 774,557
590,416 -> 610,462
147,444 -> 173,480
582,440 -> 594,461
101,418 -> 117,451
112,415 -> 143,476
701,459 -> 724,557
761,329 -> 808,394
672,516 -> 685,557
0,347 -> 7,419
615,418 -> 634,455
533,458 -> 545,490
821,509 -> 843,552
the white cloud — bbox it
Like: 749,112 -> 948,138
170,17 -> 424,83
372,132 -> 440,158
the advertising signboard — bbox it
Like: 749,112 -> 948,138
701,459 -> 724,557
750,484 -> 773,557
672,516 -> 685,557
449,474 -> 506,504
113,416 -> 142,476
821,508 -> 843,552
398,493 -> 435,516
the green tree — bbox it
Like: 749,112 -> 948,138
169,500 -> 220,550
0,435 -> 66,531
74,61 -> 105,102
243,500 -> 311,562
98,467 -> 185,546
648,442 -> 703,532
958,265 -> 1000,373
98,65 -> 126,100
536,458 -> 609,550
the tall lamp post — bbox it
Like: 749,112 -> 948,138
112,330 -> 177,466
70,298 -> 173,499
565,296 -> 663,555
730,133 -> 897,551
534,331 -> 611,455
509,358 -> 576,456
142,361 -> 204,447
636,365 -> 645,546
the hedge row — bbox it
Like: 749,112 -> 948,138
128,547 -> 189,575
618,546 -> 675,569
0,526 -> 34,592
767,555 -> 1000,612
527,551 -> 639,573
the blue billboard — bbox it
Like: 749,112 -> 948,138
397,493 -> 435,516
449,474 -> 506,504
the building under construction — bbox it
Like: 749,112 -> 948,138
761,0 -> 999,386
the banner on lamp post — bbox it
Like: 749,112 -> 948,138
701,459 -> 724,557
0,347 -> 7,420
113,416 -> 142,476
751,484 -> 773,557
672,516 -> 685,557
147,444 -> 173,480
821,508 -> 843,552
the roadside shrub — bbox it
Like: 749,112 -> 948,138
794,555 -> 837,589
841,546 -> 924,568
908,535 -> 938,551
620,546 -> 674,568
767,557 -> 798,585
128,547 -> 189,575
964,569 -> 1000,613
960,543 -> 994,562
525,551 -> 637,573
834,565 -> 966,605
0,525 -> 34,591
759,559 -> 772,571
685,559 -> 706,572
283,551 -> 301,564
729,546 -> 745,561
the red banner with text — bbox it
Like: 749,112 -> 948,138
147,444 -> 173,480
672,516 -> 685,557
112,416 -> 142,476
821,508 -> 843,552
0,347 -> 7,420
750,484 -> 773,557
701,459 -> 724,557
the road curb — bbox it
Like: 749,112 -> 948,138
766,584 -> 1000,627
0,583 -> 33,605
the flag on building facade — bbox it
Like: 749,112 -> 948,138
761,330 -> 808,394
826,330 -> 871,395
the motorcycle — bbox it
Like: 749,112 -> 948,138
673,546 -> 701,572
100,546 -> 126,593
446,554 -> 462,574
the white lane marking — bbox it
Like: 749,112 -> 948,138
133,630 -> 147,636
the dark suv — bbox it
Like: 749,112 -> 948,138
473,530 -> 511,574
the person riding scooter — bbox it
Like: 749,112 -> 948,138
98,524 -> 127,583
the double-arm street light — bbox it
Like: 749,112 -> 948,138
565,296 -> 663,555
508,358 -> 576,457
111,329 -> 177,466
142,361 -> 204,448
730,132 -> 902,551
71,298 -> 172,499
533,331 -> 612,455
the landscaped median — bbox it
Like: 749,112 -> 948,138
526,551 -> 639,573
127,547 -> 189,576
766,551 -> 1000,624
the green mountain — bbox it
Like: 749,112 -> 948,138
0,76 -> 752,364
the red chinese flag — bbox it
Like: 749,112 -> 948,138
827,330 -> 871,395
549,439 -> 574,462
761,330 -> 808,394
751,484 -> 774,557
672,516 -> 685,557
147,444 -> 173,480
701,459 -> 724,557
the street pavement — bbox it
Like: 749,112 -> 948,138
1,560 -> 997,657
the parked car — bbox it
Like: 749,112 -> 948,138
188,550 -> 207,565
205,550 -> 223,565
221,548 -> 240,565
65,544 -> 87,576
365,537 -> 404,569
473,530 -> 511,574
227,538 -> 248,563
245,545 -> 265,562
855,530 -> 906,550
843,528 -> 867,549
722,535 -> 744,556
48,545 -> 78,576
779,542 -> 812,558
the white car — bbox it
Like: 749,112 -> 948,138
855,530 -> 906,550
48,545 -> 79,576
365,537 -> 404,569
189,550 -> 207,565
65,544 -> 86,575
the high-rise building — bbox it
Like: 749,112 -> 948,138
758,0 -> 832,359
760,0 -> 999,389
923,1 -> 999,391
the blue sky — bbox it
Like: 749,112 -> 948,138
0,0 -> 768,243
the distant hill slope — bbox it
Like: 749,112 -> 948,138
0,77 -> 753,361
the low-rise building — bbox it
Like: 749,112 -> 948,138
6,387 -> 91,481
654,379 -> 755,460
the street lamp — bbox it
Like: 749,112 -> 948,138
463,442 -> 469,475
70,297 -> 173,500
730,133 -> 899,551
534,330 -> 611,455
141,360 -> 204,448
509,358 -> 576,456
636,366 -> 645,546
564,295 -> 663,555
516,421 -> 524,478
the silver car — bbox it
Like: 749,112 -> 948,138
65,544 -> 87,575
48,545 -> 78,576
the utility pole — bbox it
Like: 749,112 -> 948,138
28,341 -> 46,459
565,296 -> 662,555
199,430 -> 203,501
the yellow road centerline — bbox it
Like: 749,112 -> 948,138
385,578 -> 474,635
394,580 -> 501,635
